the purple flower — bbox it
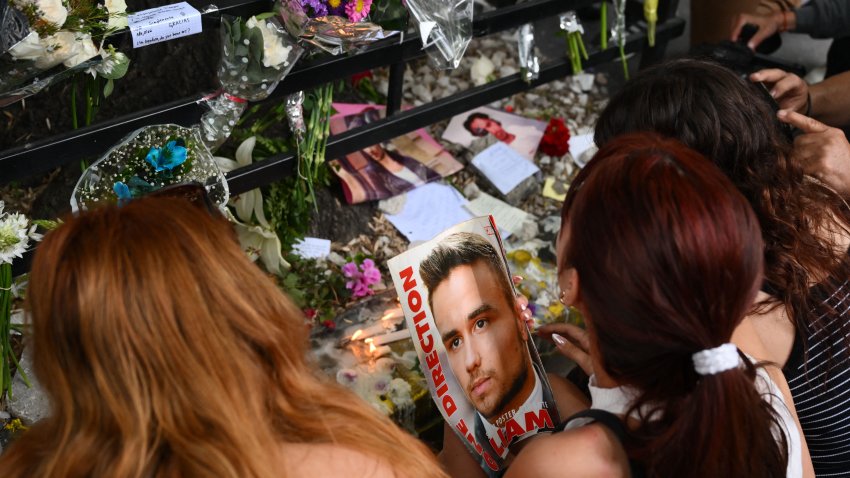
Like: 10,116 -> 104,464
343,259 -> 382,298
299,0 -> 328,17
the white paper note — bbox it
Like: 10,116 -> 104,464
385,183 -> 473,243
569,133 -> 596,167
464,192 -> 533,239
292,237 -> 332,259
471,142 -> 540,195
128,2 -> 202,48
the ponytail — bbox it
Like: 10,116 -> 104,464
628,355 -> 788,478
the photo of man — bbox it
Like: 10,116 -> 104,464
462,112 -> 517,144
441,106 -> 548,160
419,232 -> 552,448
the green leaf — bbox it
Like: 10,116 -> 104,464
102,78 -> 114,97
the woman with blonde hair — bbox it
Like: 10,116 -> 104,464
0,193 -> 446,478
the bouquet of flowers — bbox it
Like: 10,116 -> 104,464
0,0 -> 129,107
198,14 -> 303,151
71,124 -> 229,210
0,202 -> 42,398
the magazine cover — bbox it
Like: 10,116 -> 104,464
387,216 -> 560,476
329,105 -> 463,204
441,106 -> 547,160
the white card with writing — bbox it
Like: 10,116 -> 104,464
471,142 -> 540,195
128,2 -> 202,48
464,192 -> 534,239
292,237 -> 332,259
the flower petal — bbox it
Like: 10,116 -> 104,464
235,190 -> 256,223
213,156 -> 239,172
235,136 -> 257,167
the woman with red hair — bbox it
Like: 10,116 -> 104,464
511,134 -> 810,477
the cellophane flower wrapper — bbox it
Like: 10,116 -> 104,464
199,15 -> 303,151
0,0 -> 75,102
404,0 -> 472,70
71,124 -> 229,211
278,0 -> 399,55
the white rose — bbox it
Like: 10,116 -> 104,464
8,32 -> 46,61
105,0 -> 128,29
62,34 -> 99,68
470,56 -> 495,86
246,16 -> 292,70
20,0 -> 68,27
33,31 -> 78,70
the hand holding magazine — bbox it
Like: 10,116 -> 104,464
388,216 -> 560,476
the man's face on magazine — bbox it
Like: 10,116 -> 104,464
431,260 -> 529,420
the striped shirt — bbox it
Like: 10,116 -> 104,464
784,279 -> 850,476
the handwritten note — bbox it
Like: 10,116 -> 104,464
464,192 -> 534,239
292,237 -> 332,259
128,2 -> 202,48
471,142 -> 540,195
385,183 -> 473,243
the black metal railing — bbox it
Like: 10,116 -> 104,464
6,0 -> 685,275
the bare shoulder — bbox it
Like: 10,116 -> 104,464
284,442 -> 399,478
505,424 -> 630,478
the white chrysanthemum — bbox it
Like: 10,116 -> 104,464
0,211 -> 31,265
20,0 -> 68,27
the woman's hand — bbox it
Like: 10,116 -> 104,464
750,69 -> 810,114
513,275 -> 535,330
537,323 -> 593,376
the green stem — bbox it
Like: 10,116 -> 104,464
71,78 -> 79,130
619,39 -> 629,80
600,1 -> 608,50
1,263 -> 12,398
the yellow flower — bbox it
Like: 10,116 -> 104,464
328,0 -> 341,7
4,418 -> 29,432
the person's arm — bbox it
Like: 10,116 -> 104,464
808,70 -> 850,128
794,0 -> 850,39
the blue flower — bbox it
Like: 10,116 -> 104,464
114,181 -> 131,206
145,140 -> 187,172
114,181 -> 131,199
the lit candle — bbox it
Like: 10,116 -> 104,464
366,339 -> 392,358
369,329 -> 412,346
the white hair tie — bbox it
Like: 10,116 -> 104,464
692,343 -> 740,375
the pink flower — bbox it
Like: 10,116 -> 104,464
343,259 -> 382,298
344,0 -> 372,22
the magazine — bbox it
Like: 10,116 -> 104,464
387,216 -> 560,476
328,104 -> 463,204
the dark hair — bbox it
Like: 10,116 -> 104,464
463,112 -> 498,137
419,232 -> 514,311
561,133 -> 787,478
595,58 -> 850,368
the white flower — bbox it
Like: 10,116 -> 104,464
20,0 -> 68,27
214,137 -> 269,227
229,213 -> 289,275
8,32 -> 46,61
245,17 -> 292,70
104,0 -> 128,29
470,56 -> 495,86
86,47 -> 130,79
62,34 -> 99,68
33,31 -> 77,70
0,202 -> 39,265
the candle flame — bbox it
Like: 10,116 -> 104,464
351,329 -> 363,341
369,342 -> 377,354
